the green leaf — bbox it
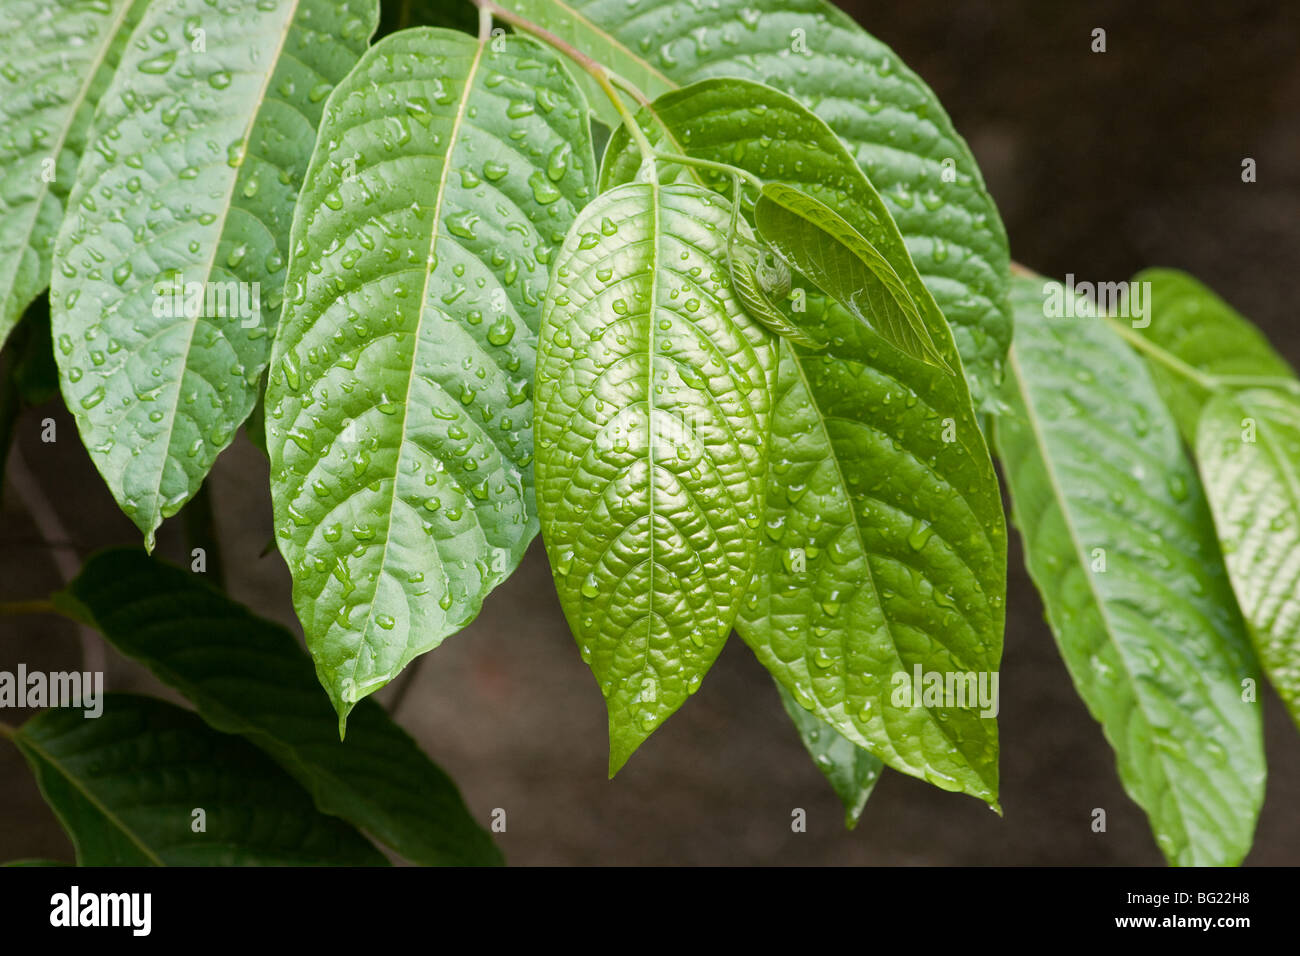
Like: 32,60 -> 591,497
52,0 -> 379,549
534,181 -> 776,774
3,859 -> 71,867
995,276 -> 1264,866
501,0 -> 1011,408
1132,268 -> 1294,443
600,78 -> 1006,803
266,27 -> 596,723
6,694 -> 387,865
776,682 -> 882,829
754,182 -> 948,371
57,547 -> 501,866
1197,387 -> 1300,732
0,0 -> 149,350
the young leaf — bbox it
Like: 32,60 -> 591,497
534,182 -> 776,774
754,182 -> 949,371
995,276 -> 1264,866
0,0 -> 148,350
777,682 -> 882,829
729,246 -> 823,349
722,193 -> 821,349
1132,268 -> 1294,443
6,694 -> 387,865
52,0 -> 379,549
57,548 -> 501,866
266,28 -> 595,724
1197,387 -> 1300,731
501,0 -> 1011,407
601,78 -> 1006,804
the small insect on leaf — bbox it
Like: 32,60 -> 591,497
754,182 -> 951,371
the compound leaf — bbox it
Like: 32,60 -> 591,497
777,682 -> 882,829
1132,268 -> 1294,443
6,694 -> 387,866
1197,387 -> 1300,732
534,181 -> 775,774
52,0 -> 379,548
753,182 -> 947,370
0,0 -> 148,350
57,547 -> 501,866
266,28 -> 595,723
995,276 -> 1264,866
601,78 -> 1005,803
502,0 -> 1011,407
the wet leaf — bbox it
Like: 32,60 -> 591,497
534,181 -> 775,773
52,0 -> 378,547
996,276 -> 1264,865
266,28 -> 595,724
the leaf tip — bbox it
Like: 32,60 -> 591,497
607,738 -> 634,778
606,713 -> 654,778
333,699 -> 354,741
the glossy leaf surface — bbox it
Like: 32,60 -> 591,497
996,277 -> 1264,865
266,28 -> 595,722
52,0 -> 378,547
534,181 -> 775,772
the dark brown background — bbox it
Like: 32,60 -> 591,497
2,0 -> 1298,865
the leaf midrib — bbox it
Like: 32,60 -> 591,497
150,0 -> 301,524
16,728 -> 165,866
1006,342 -> 1194,858
1213,392 -> 1300,628
348,32 -> 490,694
0,0 -> 136,314
642,180 -> 662,684
784,341 -> 995,794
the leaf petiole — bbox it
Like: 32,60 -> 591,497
0,598 -> 58,617
1102,315 -> 1218,392
1017,261 -> 1298,399
473,0 -> 656,164
1101,315 -> 1298,397
652,151 -> 765,196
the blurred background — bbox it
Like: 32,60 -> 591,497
2,0 -> 1298,865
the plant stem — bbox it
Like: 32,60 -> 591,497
474,0 -> 656,163
385,653 -> 425,718
653,151 -> 765,195
0,598 -> 58,616
0,356 -> 20,508
1011,260 -> 1260,395
1101,315 -> 1218,391
1209,374 -> 1300,396
181,482 -> 225,588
